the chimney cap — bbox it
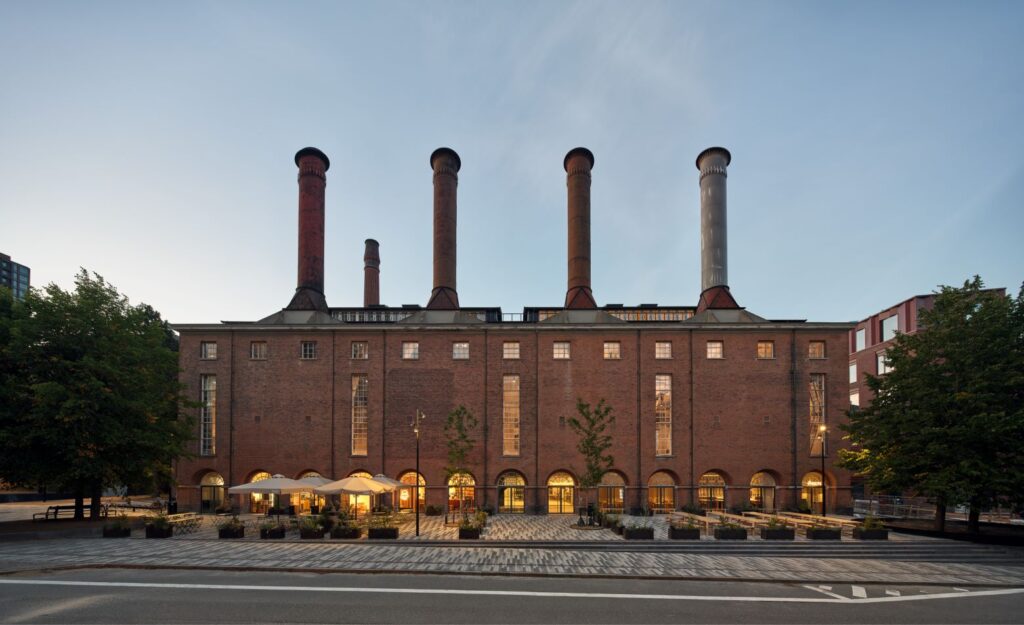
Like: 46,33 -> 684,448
563,147 -> 595,172
294,147 -> 330,170
695,146 -> 731,170
430,147 -> 461,172
364,238 -> 379,247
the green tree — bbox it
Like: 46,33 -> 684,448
443,405 -> 478,515
838,277 -> 1024,532
568,398 -> 615,519
0,271 -> 194,519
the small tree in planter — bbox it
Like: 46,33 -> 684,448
623,522 -> 654,540
367,512 -> 398,539
299,516 -> 325,539
668,518 -> 701,540
444,405 -> 478,520
853,516 -> 889,540
145,513 -> 173,539
759,517 -> 795,540
458,516 -> 482,539
330,519 -> 361,540
216,515 -> 245,539
805,523 -> 842,540
567,398 -> 615,527
259,520 -> 286,539
317,509 -> 336,533
103,513 -> 132,538
713,521 -> 747,540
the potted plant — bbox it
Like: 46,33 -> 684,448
425,505 -> 443,517
759,517 -> 795,540
216,515 -> 245,539
458,516 -> 482,540
259,520 -> 286,539
317,509 -> 336,533
103,513 -> 132,538
367,512 -> 398,539
853,516 -> 889,540
145,513 -> 173,539
623,522 -> 654,540
713,521 -> 748,540
805,523 -> 842,540
602,513 -> 619,529
668,518 -> 701,540
330,520 -> 361,539
299,516 -> 325,539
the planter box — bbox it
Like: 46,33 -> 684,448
623,527 -> 654,540
713,527 -> 748,540
668,527 -> 700,540
260,527 -> 286,539
458,527 -> 482,539
103,527 -> 131,538
300,528 -> 325,540
145,525 -> 172,539
368,527 -> 398,540
760,527 -> 795,540
331,526 -> 361,540
806,528 -> 842,540
218,527 -> 245,539
853,528 -> 889,540
614,525 -> 624,535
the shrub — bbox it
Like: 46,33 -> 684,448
299,516 -> 321,532
861,515 -> 885,530
146,513 -> 170,530
425,505 -> 443,516
105,513 -> 131,531
680,503 -> 705,516
670,517 -> 698,530
368,513 -> 396,529
764,516 -> 789,529
216,515 -> 244,532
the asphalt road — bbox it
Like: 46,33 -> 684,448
0,568 -> 1021,624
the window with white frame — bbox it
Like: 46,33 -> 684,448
850,391 -> 860,408
250,341 -> 267,360
300,341 -> 317,360
452,342 -> 469,360
503,341 -> 520,360
655,341 -> 672,359
351,375 -> 368,456
706,341 -> 724,359
855,328 -> 866,352
655,374 -> 672,456
849,362 -> 857,384
200,341 -> 217,360
402,342 -> 419,360
877,351 -> 893,374
200,375 -> 216,456
351,341 -> 368,359
553,341 -> 570,359
503,375 -> 520,456
603,341 -> 621,360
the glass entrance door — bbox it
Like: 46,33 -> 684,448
548,486 -> 574,514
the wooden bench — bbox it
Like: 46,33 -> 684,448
707,510 -> 763,529
32,504 -> 108,521
777,511 -> 859,528
165,512 -> 203,534
668,511 -> 718,534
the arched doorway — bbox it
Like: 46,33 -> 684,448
398,471 -> 425,512
247,471 -> 272,514
647,471 -> 676,512
801,471 -> 826,513
749,472 -> 776,511
199,472 -> 225,513
346,470 -> 374,516
496,471 -> 526,514
296,470 -> 324,514
547,471 -> 576,514
698,471 -> 727,511
597,471 -> 626,512
447,472 -> 476,513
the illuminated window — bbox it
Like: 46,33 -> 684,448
503,341 -> 520,360
808,341 -> 826,359
553,341 -> 570,359
877,351 -> 893,374
351,341 -> 368,359
300,341 -> 317,360
809,373 -> 826,456
452,342 -> 469,360
546,472 -> 575,514
247,471 -> 272,514
749,472 -> 776,511
706,340 -> 723,359
655,341 -> 672,359
881,315 -> 898,341
655,374 -> 672,456
351,375 -> 368,456
250,341 -> 267,360
200,375 -> 216,456
199,471 -> 225,513
855,328 -> 866,352
597,472 -> 625,512
698,471 -> 726,511
801,472 -> 825,510
200,341 -> 217,360
502,375 -> 520,456
757,341 -> 774,359
447,472 -> 475,513
398,471 -> 425,512
497,471 -> 526,513
603,341 -> 621,360
647,471 -> 676,512
850,391 -> 860,408
402,342 -> 419,360
849,362 -> 857,384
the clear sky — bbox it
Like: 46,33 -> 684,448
2,1 -> 1021,325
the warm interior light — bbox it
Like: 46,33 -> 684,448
400,490 -> 409,501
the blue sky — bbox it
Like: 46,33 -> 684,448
2,1 -> 1021,324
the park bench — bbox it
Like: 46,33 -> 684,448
707,510 -> 762,529
164,512 -> 203,534
32,504 -> 108,521
667,511 -> 718,534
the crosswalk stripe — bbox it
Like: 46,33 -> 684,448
851,585 -> 867,598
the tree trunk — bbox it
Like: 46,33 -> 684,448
934,498 -> 946,533
73,484 -> 85,520
88,482 -> 102,519
968,504 -> 981,534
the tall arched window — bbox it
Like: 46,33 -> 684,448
447,472 -> 476,512
199,472 -> 225,514
597,471 -> 626,512
801,472 -> 825,512
398,471 -> 425,512
496,471 -> 526,514
647,471 -> 676,512
248,471 -> 272,514
297,471 -> 324,514
547,471 -> 576,514
749,472 -> 776,511
698,471 -> 726,511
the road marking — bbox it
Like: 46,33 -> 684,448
851,585 -> 867,598
886,589 -> 901,597
954,588 -> 969,592
818,585 -> 832,591
804,585 -> 851,601
0,580 -> 1022,605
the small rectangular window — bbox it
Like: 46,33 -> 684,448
706,341 -> 723,359
849,362 -> 857,384
402,342 -> 419,360
877,351 -> 892,375
655,341 -> 672,359
603,341 -> 621,360
351,341 -> 368,359
300,341 -> 317,360
503,341 -> 520,360
200,341 -> 217,360
855,328 -> 866,352
756,341 -> 774,359
850,392 -> 860,408
553,341 -> 571,360
452,342 -> 469,360
250,341 -> 267,360
808,341 -> 826,359
881,315 -> 898,342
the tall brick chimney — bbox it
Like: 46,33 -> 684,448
363,238 -> 380,307
695,147 -> 740,312
426,147 -> 461,310
564,147 -> 597,309
287,147 -> 330,312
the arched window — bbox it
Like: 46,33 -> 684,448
248,471 -> 272,514
647,471 -> 676,512
447,472 -> 476,513
296,471 -> 324,514
749,472 -> 776,511
496,471 -> 526,514
348,470 -> 372,479
801,472 -> 825,512
547,471 -> 576,515
344,470 -> 374,515
597,471 -> 626,512
398,471 -> 425,512
199,472 -> 225,514
698,471 -> 726,511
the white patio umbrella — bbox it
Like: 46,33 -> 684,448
314,476 -> 392,520
298,475 -> 333,513
228,474 -> 312,519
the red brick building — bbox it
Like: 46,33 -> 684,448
173,147 -> 854,516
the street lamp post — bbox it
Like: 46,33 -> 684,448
818,424 -> 827,517
412,410 -> 425,537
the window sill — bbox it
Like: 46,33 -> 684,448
808,357 -> 828,360
756,357 -> 777,360
349,454 -> 368,458
655,455 -> 675,459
